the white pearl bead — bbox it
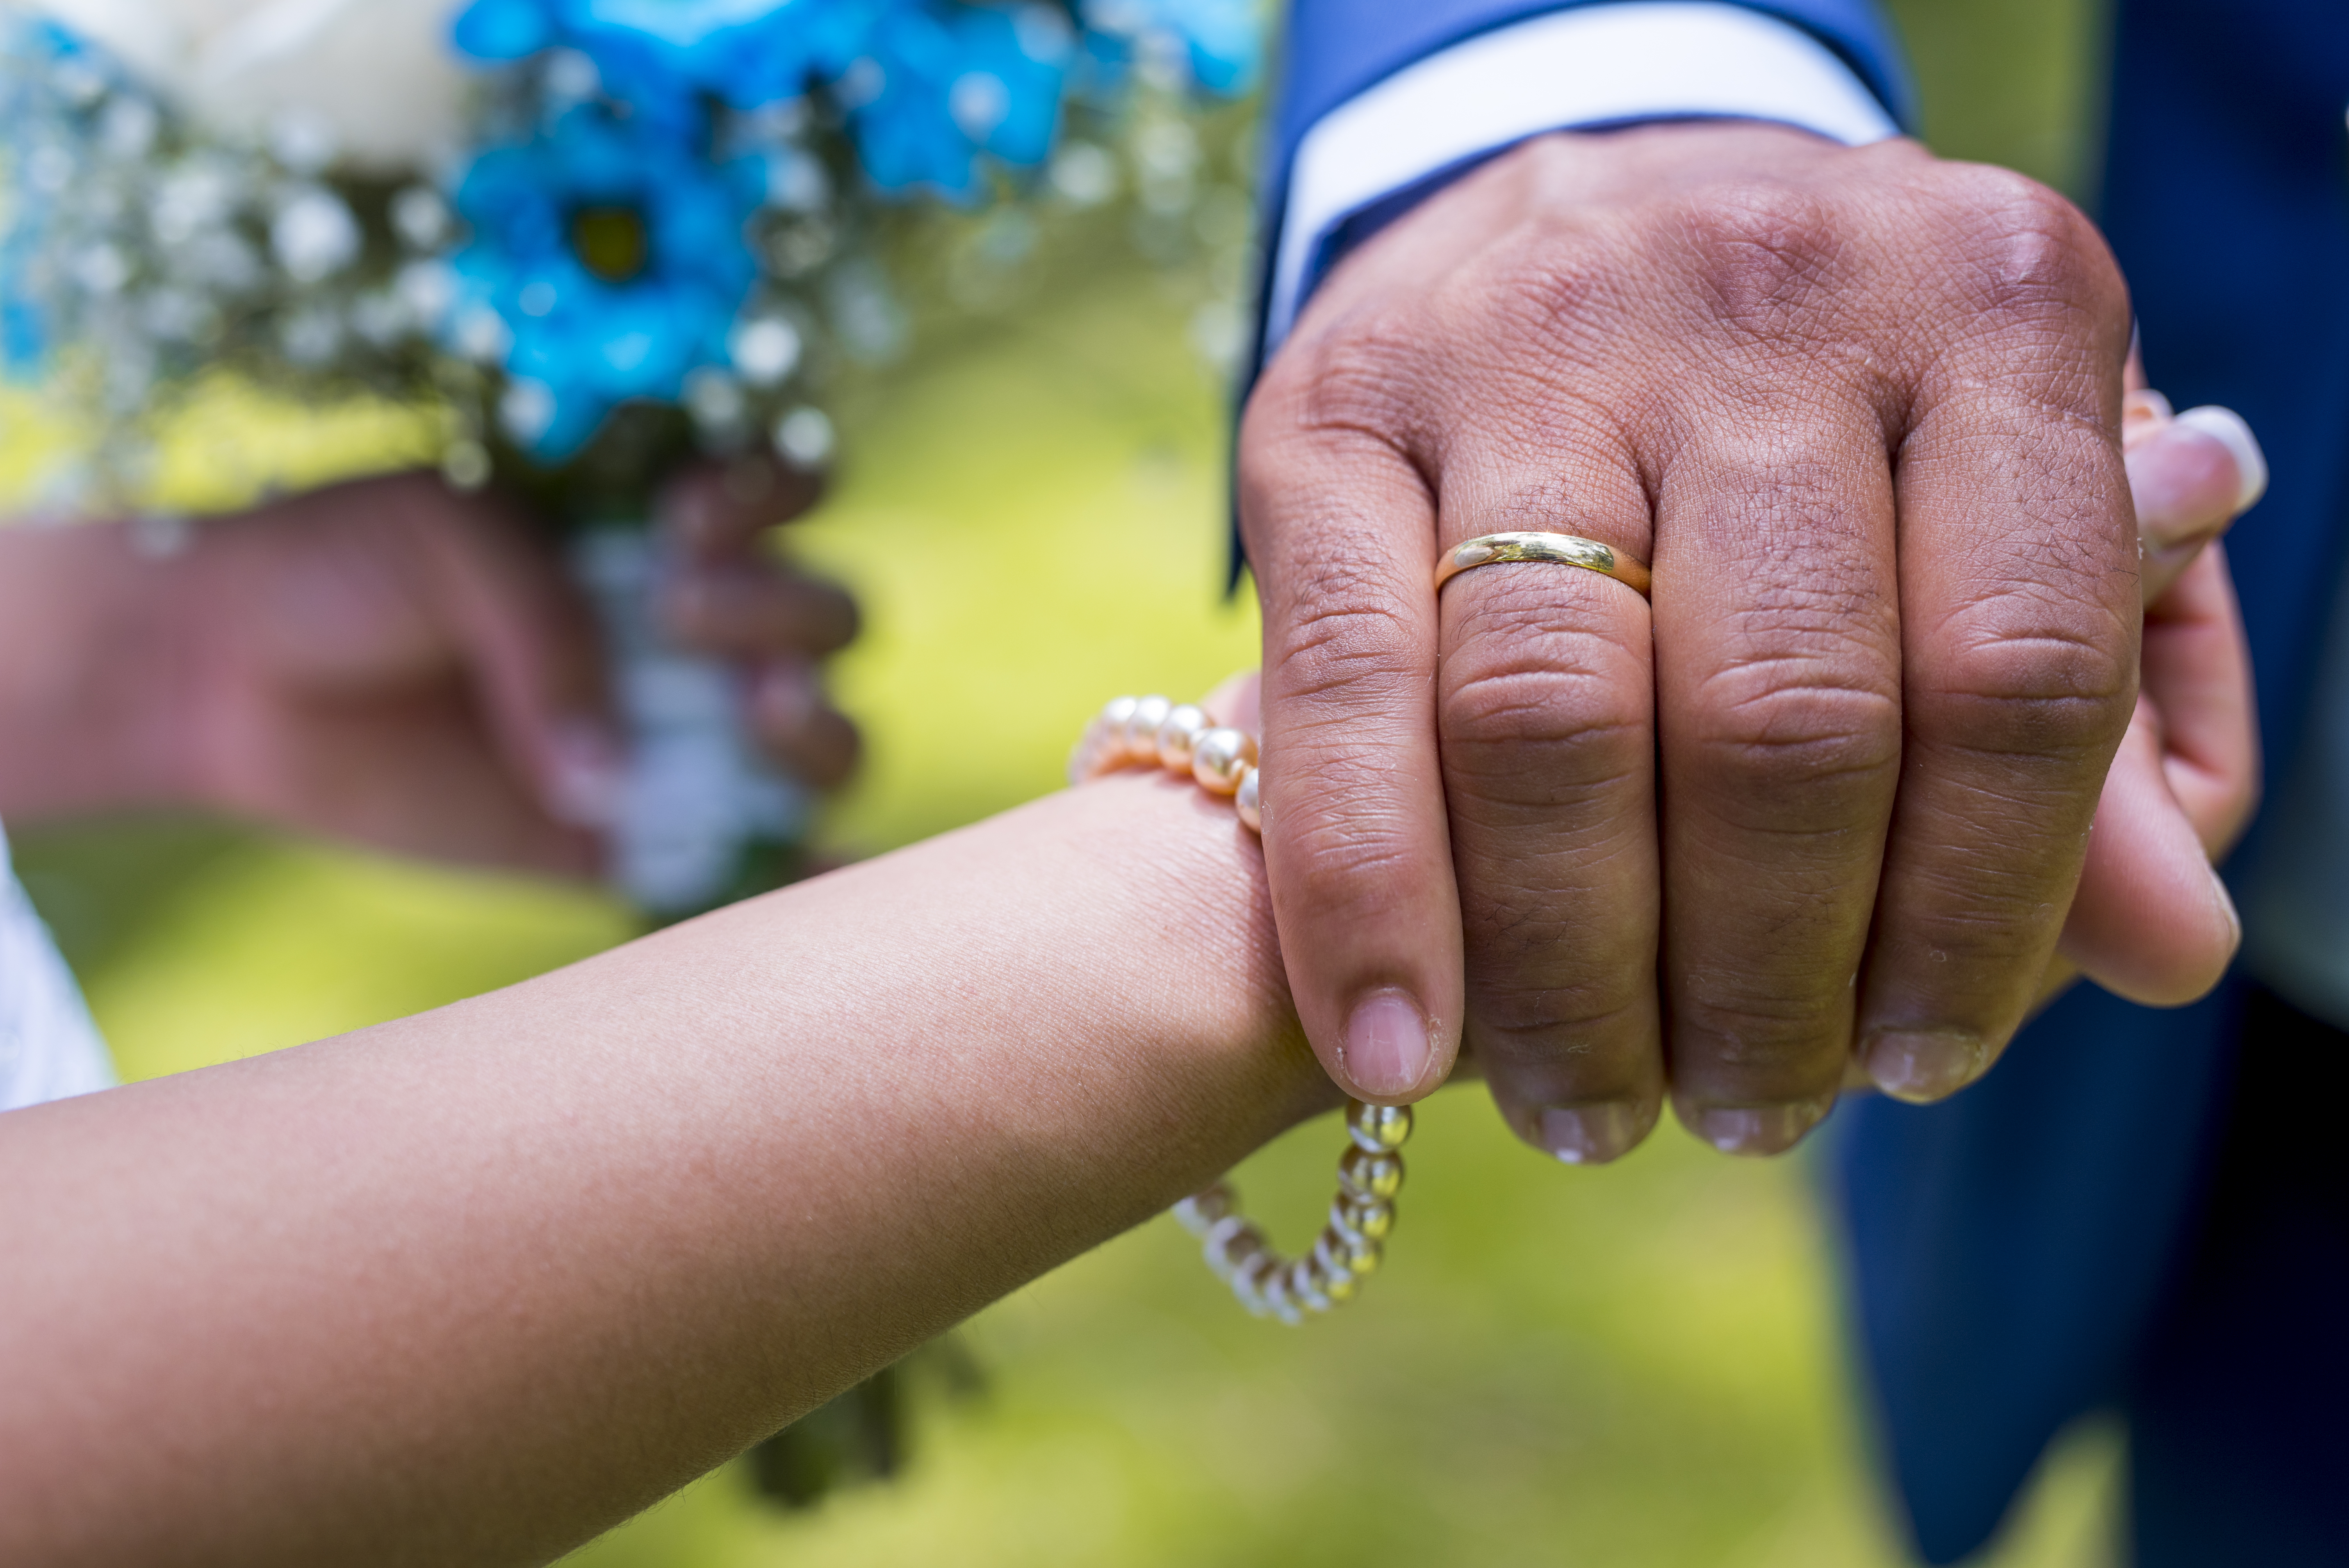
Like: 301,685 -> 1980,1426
1156,704 -> 1210,770
1124,695 -> 1172,761
1234,764 -> 1261,832
1191,727 -> 1257,795
1067,715 -> 1115,783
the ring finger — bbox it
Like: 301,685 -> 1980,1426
1436,444 -> 1664,1165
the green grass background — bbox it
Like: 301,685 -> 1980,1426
5,2 -> 2132,1561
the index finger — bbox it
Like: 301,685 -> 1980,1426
658,455 -> 825,563
1240,382 -> 1461,1106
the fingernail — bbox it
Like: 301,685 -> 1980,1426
1688,1098 -> 1832,1157
1340,991 -> 1433,1099
2173,405 -> 2269,513
756,659 -> 819,732
2129,424 -> 2247,552
1538,1101 -> 1644,1165
2211,865 -> 2242,953
2121,387 -> 2173,428
1859,1028 -> 1987,1104
547,718 -> 623,829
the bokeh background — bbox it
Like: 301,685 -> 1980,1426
2,2 -> 2130,1561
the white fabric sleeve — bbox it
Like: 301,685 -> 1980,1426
1266,0 -> 1902,351
0,821 -> 116,1113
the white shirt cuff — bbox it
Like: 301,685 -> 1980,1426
1267,0 -> 1902,351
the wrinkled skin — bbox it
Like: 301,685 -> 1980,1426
1242,121 -> 2258,1161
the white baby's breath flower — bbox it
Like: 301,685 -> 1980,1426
498,378 -> 556,444
683,365 -> 746,436
152,158 -> 239,243
764,149 -> 830,214
279,303 -> 343,364
393,258 -> 456,325
389,185 -> 452,251
728,315 -> 801,386
270,185 -> 361,282
452,302 -> 512,363
772,406 -> 833,469
34,0 -> 474,172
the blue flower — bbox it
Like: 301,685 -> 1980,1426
839,3 -> 1066,197
0,15 -> 98,375
446,106 -> 765,458
448,0 -> 1252,202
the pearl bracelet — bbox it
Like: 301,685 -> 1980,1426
1069,694 -> 1415,1324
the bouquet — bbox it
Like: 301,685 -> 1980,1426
0,0 -> 1260,913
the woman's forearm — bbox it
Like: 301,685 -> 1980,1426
0,772 -> 1325,1567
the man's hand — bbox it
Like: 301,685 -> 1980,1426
1241,121 -> 2151,1158
0,460 -> 857,872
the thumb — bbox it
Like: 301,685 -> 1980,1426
2125,396 -> 2267,601
2058,697 -> 2241,1006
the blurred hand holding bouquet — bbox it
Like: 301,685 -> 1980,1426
2,0 -> 1258,911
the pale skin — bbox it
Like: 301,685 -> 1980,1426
1244,120 -> 2267,1159
0,764 -> 1328,1568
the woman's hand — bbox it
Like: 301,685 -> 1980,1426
0,458 -> 857,873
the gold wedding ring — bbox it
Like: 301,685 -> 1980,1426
1434,531 -> 1652,598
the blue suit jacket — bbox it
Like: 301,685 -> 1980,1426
1267,1 -> 2349,1558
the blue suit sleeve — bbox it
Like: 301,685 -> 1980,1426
1249,0 -> 1912,385
1271,0 -> 1912,183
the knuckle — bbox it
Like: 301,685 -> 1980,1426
1442,638 -> 1650,810
1412,214 -> 1619,377
1685,677 -> 1903,821
1916,611 -> 2135,760
1272,791 -> 1432,918
1675,179 -> 1843,338
1667,988 -> 1850,1082
1681,577 -> 1903,817
1247,302 -> 1424,453
1936,168 -> 2123,330
1269,554 -> 1424,703
1676,994 -> 1843,1053
1469,986 -> 1649,1071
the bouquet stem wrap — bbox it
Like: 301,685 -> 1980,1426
572,526 -> 806,916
